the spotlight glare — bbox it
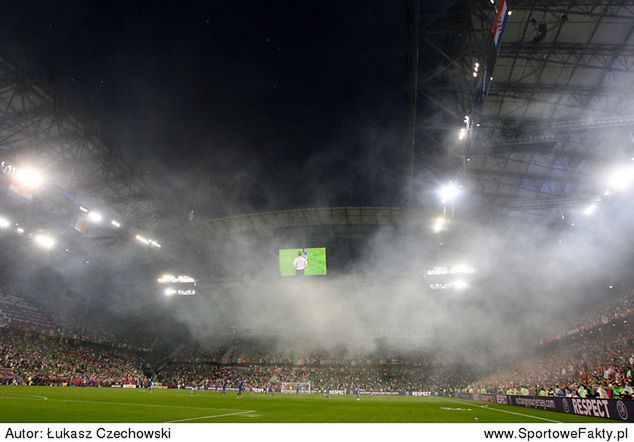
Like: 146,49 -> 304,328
583,203 -> 597,216
458,128 -> 467,140
433,216 -> 446,234
33,234 -> 55,249
16,227 -> 24,234
607,166 -> 634,190
453,280 -> 468,290
0,217 -> 9,228
111,220 -> 121,228
88,211 -> 103,223
14,168 -> 43,189
164,288 -> 176,296
135,234 -> 150,245
438,182 -> 461,204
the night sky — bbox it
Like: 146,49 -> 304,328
1,0 -> 409,217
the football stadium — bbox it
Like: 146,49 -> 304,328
1,0 -> 634,435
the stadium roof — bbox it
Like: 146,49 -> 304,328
192,206 -> 412,239
411,0 -> 634,213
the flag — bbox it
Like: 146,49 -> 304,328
492,0 -> 510,54
474,0 -> 511,109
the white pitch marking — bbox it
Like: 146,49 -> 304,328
0,395 -> 242,412
166,410 -> 256,423
441,397 -> 561,423
0,395 -> 48,400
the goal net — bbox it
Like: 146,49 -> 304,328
280,382 -> 311,394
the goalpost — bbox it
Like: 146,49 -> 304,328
280,382 -> 311,395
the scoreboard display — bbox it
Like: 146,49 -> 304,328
279,247 -> 327,277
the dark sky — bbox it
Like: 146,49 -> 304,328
2,0 -> 408,217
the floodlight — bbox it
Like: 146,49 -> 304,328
453,280 -> 468,290
438,182 -> 461,204
111,220 -> 121,228
607,166 -> 634,190
583,203 -> 597,216
158,274 -> 176,283
88,211 -> 103,223
164,288 -> 176,296
16,227 -> 24,234
458,128 -> 467,141
14,168 -> 43,189
135,235 -> 150,245
33,234 -> 55,249
433,216 -> 446,233
0,217 -> 9,228
450,264 -> 475,275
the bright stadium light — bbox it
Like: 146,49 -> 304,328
438,182 -> 461,204
607,166 -> 634,191
453,280 -> 468,290
14,168 -> 43,189
449,264 -> 475,275
88,211 -> 103,223
583,203 -> 597,216
33,234 -> 55,249
164,288 -> 176,296
135,234 -> 150,245
0,217 -> 9,228
458,128 -> 467,141
16,227 -> 24,234
158,274 -> 176,283
111,220 -> 121,228
433,216 -> 446,233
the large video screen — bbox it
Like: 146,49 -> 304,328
279,247 -> 327,277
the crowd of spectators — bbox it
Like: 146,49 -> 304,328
154,361 -> 470,392
2,289 -> 634,397
537,291 -> 634,346
469,324 -> 633,399
0,329 -> 147,386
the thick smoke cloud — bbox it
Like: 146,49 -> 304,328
163,190 -> 634,369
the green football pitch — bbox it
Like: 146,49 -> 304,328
0,387 -> 613,423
